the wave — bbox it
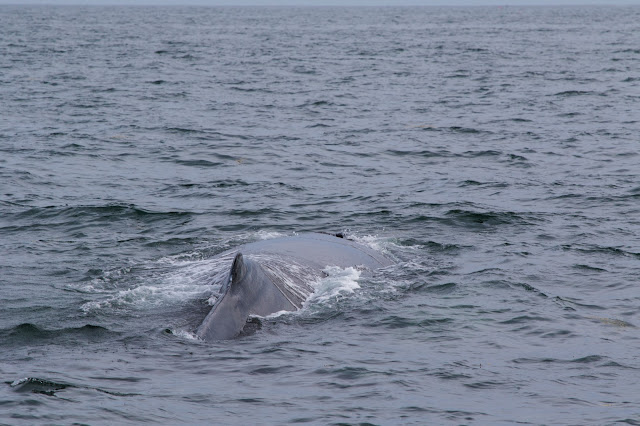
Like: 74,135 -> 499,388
7,203 -> 194,224
561,244 -> 640,259
9,376 -> 139,397
442,209 -> 542,228
553,90 -> 595,97
0,323 -> 117,346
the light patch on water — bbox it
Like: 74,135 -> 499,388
308,266 -> 362,304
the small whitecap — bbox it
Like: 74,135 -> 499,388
65,282 -> 112,294
261,309 -> 293,319
81,300 -> 108,313
171,329 -> 201,341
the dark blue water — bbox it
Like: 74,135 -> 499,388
2,5 -> 640,424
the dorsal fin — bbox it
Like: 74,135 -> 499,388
230,252 -> 246,286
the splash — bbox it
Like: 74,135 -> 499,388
79,252 -> 235,313
345,233 -> 394,258
308,266 -> 362,304
170,328 -> 201,341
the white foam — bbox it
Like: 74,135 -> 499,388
308,266 -> 362,304
255,230 -> 289,240
346,232 -> 394,256
171,329 -> 201,341
79,252 -> 235,314
258,309 -> 292,319
81,282 -> 215,313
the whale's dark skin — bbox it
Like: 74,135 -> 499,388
196,233 -> 392,341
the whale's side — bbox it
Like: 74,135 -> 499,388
196,233 -> 391,341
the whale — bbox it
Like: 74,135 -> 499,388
196,233 -> 392,341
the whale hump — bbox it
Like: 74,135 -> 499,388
230,252 -> 246,287
196,233 -> 392,341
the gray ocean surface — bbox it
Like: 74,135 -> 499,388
1,5 -> 640,425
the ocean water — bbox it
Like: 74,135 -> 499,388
1,5 -> 640,424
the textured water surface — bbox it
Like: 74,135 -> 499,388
1,5 -> 640,425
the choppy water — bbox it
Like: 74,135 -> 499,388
2,5 -> 640,424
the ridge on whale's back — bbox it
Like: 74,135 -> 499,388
234,233 -> 392,270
